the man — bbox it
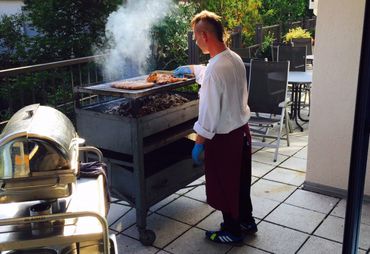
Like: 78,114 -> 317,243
174,10 -> 257,245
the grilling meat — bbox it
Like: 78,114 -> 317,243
111,80 -> 154,90
146,72 -> 187,84
111,72 -> 189,90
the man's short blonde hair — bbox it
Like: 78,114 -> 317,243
191,10 -> 224,43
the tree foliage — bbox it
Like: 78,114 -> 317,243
0,0 -> 121,69
21,0 -> 121,62
260,0 -> 311,26
0,14 -> 31,68
0,0 -> 122,120
152,1 -> 198,69
197,0 -> 262,45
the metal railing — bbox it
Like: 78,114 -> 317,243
255,24 -> 282,45
0,55 -> 109,122
255,17 -> 317,46
188,17 -> 316,64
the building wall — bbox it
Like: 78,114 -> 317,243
305,0 -> 369,195
0,1 -> 24,17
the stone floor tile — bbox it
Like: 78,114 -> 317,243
251,179 -> 297,202
150,194 -> 180,212
251,136 -> 274,145
115,233 -> 159,254
280,156 -> 307,172
251,195 -> 280,219
117,200 -> 131,206
252,150 -> 289,166
291,126 -> 309,135
297,235 -> 342,254
176,185 -> 195,195
244,221 -> 308,254
331,199 -> 370,225
164,227 -> 232,254
252,161 -> 276,177
110,197 -> 119,202
294,147 -> 308,159
111,208 -> 137,232
156,196 -> 214,225
108,202 -> 131,226
265,203 -> 326,233
262,144 -> 304,157
196,210 -> 223,231
286,189 -> 339,214
228,245 -> 270,254
264,167 -> 305,186
123,213 -> 191,248
252,147 -> 262,153
197,175 -> 206,182
252,176 -> 259,184
156,251 -> 172,254
184,185 -> 207,203
314,215 -> 370,249
110,229 -> 118,234
289,134 -> 309,145
189,177 -> 205,186
175,177 -> 204,195
330,199 -> 346,218
314,216 -> 343,242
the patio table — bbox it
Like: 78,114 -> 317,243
288,71 -> 313,131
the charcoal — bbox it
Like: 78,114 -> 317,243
104,93 -> 192,117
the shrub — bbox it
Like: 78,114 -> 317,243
199,0 -> 262,46
284,27 -> 311,43
151,1 -> 198,70
255,32 -> 274,58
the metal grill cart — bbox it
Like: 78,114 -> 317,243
74,74 -> 204,245
0,104 -> 116,253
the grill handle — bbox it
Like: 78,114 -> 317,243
79,146 -> 103,162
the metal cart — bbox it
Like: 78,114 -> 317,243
0,176 -> 114,253
74,75 -> 204,245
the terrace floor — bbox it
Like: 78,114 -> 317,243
106,110 -> 370,254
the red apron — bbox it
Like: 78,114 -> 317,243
204,124 -> 251,220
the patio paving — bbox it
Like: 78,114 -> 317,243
107,115 -> 370,254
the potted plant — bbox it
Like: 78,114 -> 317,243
284,27 -> 312,44
255,32 -> 275,60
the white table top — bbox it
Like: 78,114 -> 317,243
288,71 -> 313,84
306,55 -> 314,60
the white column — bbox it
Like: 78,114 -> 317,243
305,0 -> 369,195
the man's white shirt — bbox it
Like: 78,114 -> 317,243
193,48 -> 251,140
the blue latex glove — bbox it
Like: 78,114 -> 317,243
173,66 -> 192,78
192,143 -> 204,166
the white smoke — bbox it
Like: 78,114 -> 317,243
96,0 -> 174,80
